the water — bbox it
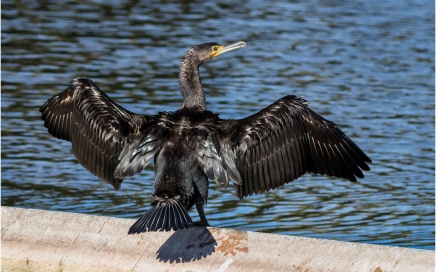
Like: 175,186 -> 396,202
2,0 -> 434,250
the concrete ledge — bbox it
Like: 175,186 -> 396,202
1,206 -> 434,272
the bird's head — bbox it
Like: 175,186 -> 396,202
184,41 -> 246,64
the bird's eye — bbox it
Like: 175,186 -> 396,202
213,47 -> 218,51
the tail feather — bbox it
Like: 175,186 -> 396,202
128,199 -> 193,234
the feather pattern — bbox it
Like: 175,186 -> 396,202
224,95 -> 371,199
39,78 -> 157,190
128,197 -> 193,233
196,128 -> 242,188
114,125 -> 165,178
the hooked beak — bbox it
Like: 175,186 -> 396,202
211,41 -> 246,58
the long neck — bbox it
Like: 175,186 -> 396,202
179,54 -> 206,110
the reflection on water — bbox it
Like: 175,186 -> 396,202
2,0 -> 434,249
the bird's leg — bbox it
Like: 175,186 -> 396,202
194,196 -> 209,226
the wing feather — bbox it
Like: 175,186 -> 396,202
221,95 -> 371,199
196,127 -> 243,188
40,77 -> 159,190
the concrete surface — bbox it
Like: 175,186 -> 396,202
1,206 -> 434,272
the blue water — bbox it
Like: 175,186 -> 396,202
2,0 -> 434,249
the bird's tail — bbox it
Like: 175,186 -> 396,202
128,198 -> 193,234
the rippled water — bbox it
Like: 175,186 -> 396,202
2,0 -> 434,249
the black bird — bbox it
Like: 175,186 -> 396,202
40,41 -> 371,234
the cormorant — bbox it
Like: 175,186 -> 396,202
40,41 -> 371,234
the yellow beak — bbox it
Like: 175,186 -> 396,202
211,41 -> 246,58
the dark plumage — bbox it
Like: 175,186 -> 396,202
40,41 -> 371,234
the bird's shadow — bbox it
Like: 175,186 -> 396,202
156,226 -> 217,263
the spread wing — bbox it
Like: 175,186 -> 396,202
221,95 -> 371,199
39,77 -> 161,190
